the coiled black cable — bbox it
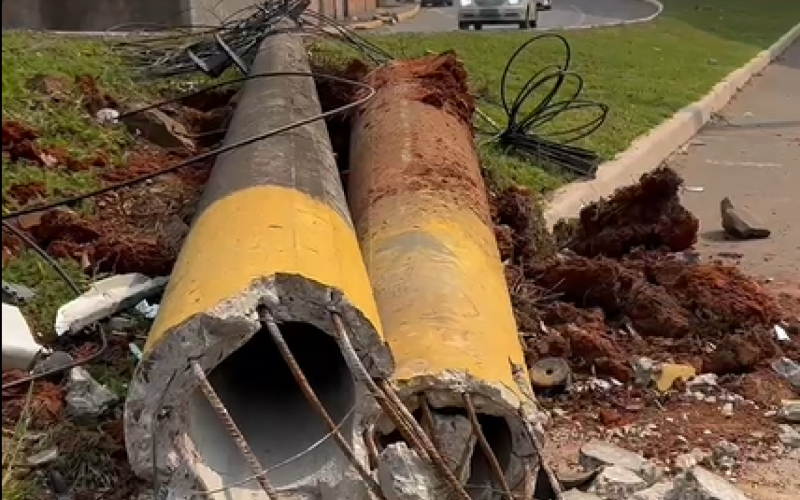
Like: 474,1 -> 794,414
495,33 -> 609,178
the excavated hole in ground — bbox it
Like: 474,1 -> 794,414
188,321 -> 356,489
377,408 -> 513,498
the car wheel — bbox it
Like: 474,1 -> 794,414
474,23 -> 483,30
446,0 -> 454,5
458,21 -> 470,30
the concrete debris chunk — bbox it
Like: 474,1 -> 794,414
673,466 -> 753,500
54,273 -> 168,336
589,465 -> 648,499
632,481 -> 676,500
777,424 -> 800,448
778,400 -> 800,423
579,440 -> 661,483
32,351 -> 75,377
378,443 -> 442,500
429,412 -> 474,482
65,366 -> 117,419
26,446 -> 59,466
771,357 -> 800,389
2,303 -> 43,371
2,280 -> 35,305
562,489 -> 603,500
720,197 -> 770,240
121,107 -> 195,152
710,440 -> 739,471
674,449 -> 708,471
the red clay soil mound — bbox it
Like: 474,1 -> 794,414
364,52 -> 475,126
553,166 -> 699,258
492,167 -> 791,384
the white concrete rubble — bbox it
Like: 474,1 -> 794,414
579,440 -> 662,483
562,489 -> 602,500
54,273 -> 167,336
672,466 -> 753,500
589,465 -> 648,499
632,481 -> 676,500
430,412 -> 474,482
65,366 -> 118,419
378,443 -> 442,500
2,303 -> 43,371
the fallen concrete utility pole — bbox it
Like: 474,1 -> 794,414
347,54 -> 556,499
124,34 -> 394,499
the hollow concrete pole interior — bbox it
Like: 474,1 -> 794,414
124,34 -> 393,499
347,55 -> 547,498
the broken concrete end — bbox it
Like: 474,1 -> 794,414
124,274 -> 392,498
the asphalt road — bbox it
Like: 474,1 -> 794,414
670,41 -> 800,283
379,0 -> 661,33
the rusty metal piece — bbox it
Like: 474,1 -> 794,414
190,361 -> 278,498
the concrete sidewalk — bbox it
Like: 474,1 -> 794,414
670,41 -> 800,282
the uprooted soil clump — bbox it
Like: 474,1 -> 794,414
553,166 -> 700,257
494,167 -> 795,384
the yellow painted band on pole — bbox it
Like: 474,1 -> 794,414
146,185 -> 381,351
361,193 -> 524,396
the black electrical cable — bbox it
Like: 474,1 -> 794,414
495,33 -> 609,178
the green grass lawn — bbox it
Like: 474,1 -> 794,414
319,0 -> 800,192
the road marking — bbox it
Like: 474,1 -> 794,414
566,4 -> 587,29
705,159 -> 783,168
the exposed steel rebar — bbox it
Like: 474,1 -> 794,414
259,311 -> 386,500
331,311 -> 473,500
190,361 -> 279,498
463,393 -> 515,499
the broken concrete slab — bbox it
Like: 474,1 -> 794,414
673,466 -> 753,500
589,465 -> 648,499
772,357 -> 800,389
2,280 -> 35,305
65,366 -> 117,419
54,273 -> 168,336
2,303 -> 43,371
720,197 -> 770,240
429,412 -> 474,482
579,440 -> 661,483
778,400 -> 800,423
121,107 -> 195,152
378,443 -> 441,500
562,489 -> 602,500
632,481 -> 676,500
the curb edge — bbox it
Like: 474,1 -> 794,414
544,22 -> 800,226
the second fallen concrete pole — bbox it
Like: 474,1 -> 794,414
124,34 -> 393,499
347,54 -> 549,498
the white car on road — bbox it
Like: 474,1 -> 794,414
457,0 -> 550,30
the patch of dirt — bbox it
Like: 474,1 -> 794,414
2,371 -> 64,426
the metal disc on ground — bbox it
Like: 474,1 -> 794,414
529,357 -> 572,390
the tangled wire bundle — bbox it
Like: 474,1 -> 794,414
495,33 -> 609,178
